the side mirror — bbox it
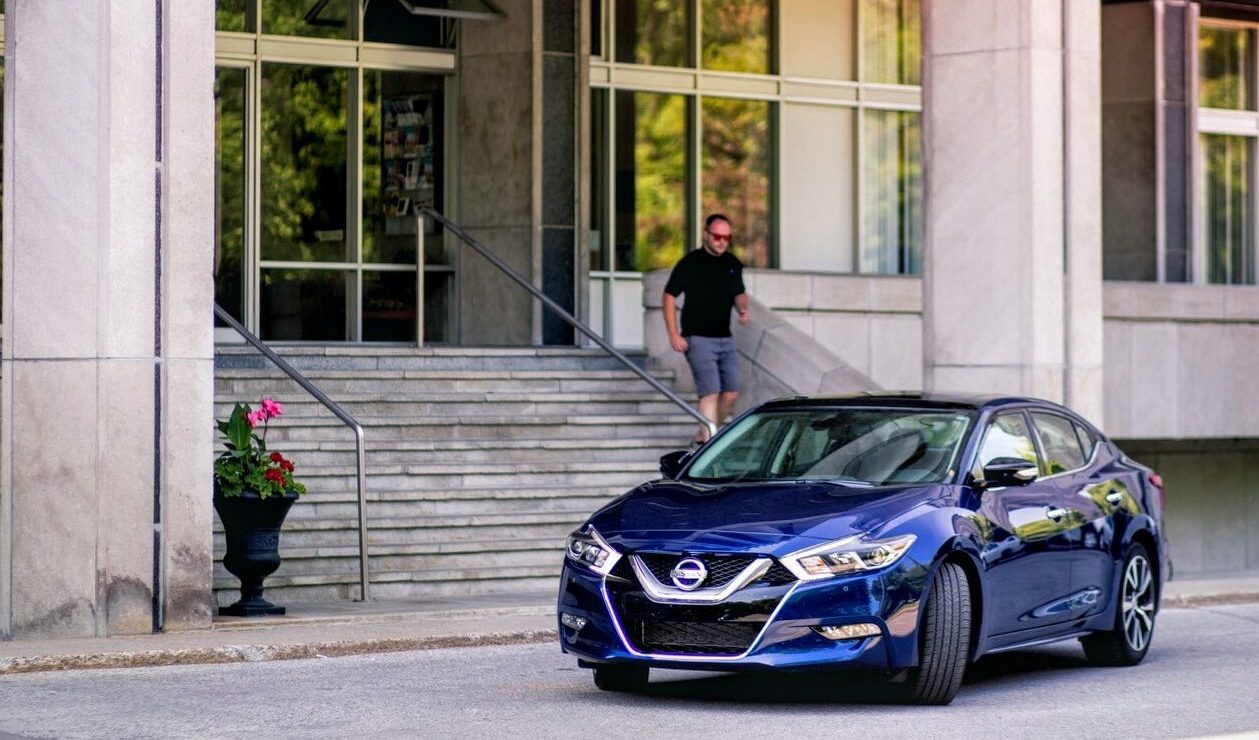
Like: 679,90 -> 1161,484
659,450 -> 693,479
981,457 -> 1039,488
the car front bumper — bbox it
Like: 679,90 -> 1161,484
556,562 -> 923,672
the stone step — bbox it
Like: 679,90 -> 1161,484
212,395 -> 686,419
218,541 -> 564,579
258,418 -> 698,443
215,348 -> 651,374
226,438 -> 682,466
215,371 -> 676,396
214,486 -> 619,521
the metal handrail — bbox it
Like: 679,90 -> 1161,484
213,304 -> 372,601
418,208 -> 717,438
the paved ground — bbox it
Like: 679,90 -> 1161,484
2,603 -> 1258,739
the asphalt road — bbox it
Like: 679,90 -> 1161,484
2,603 -> 1258,739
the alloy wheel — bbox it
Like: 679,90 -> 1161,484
1121,554 -> 1155,652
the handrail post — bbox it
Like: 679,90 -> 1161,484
212,304 -> 372,602
416,219 -> 425,347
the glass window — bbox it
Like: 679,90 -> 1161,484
262,0 -> 352,39
861,0 -> 920,85
260,268 -> 353,340
701,97 -> 772,268
362,270 -> 417,342
364,0 -> 442,46
1203,134 -> 1255,285
363,70 -> 444,265
1200,25 -> 1255,111
1031,412 -> 1086,474
614,0 -> 690,67
217,0 -> 251,32
215,67 -> 248,325
1073,421 -> 1098,462
973,413 -> 1040,482
861,110 -> 922,274
615,90 -> 690,272
701,0 -> 771,74
686,407 -> 971,485
260,63 -> 349,263
590,89 -> 610,272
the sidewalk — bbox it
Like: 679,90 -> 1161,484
2,574 -> 1257,676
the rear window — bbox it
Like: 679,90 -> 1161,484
1031,412 -> 1086,474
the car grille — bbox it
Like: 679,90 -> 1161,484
757,561 -> 797,585
631,619 -> 764,655
637,553 -> 757,588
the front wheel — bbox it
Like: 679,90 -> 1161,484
592,664 -> 648,692
1081,543 -> 1156,666
902,561 -> 971,705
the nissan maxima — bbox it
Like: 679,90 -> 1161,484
556,394 -> 1167,704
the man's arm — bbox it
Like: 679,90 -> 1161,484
662,292 -> 688,352
735,292 -> 750,326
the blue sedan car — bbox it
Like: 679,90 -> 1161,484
557,394 -> 1167,704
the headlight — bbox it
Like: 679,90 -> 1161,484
565,526 -> 622,576
782,533 -> 917,581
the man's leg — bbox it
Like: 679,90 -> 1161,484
717,391 -> 739,426
697,393 -> 720,442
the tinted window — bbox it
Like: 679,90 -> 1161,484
1073,421 -> 1098,461
1031,412 -> 1086,474
973,412 -> 1040,482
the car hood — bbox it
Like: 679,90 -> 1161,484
587,479 -> 947,556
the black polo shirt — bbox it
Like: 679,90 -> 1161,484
663,248 -> 746,338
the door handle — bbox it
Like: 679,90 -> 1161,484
1046,508 -> 1068,521
1105,491 -> 1124,505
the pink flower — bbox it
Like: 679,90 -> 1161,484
246,409 -> 268,428
261,397 -> 284,419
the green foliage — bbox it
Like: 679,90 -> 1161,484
214,400 -> 307,499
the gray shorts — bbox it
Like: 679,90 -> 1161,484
685,335 -> 740,397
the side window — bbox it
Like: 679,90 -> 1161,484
1031,412 -> 1086,474
1073,421 -> 1098,461
972,412 -> 1040,481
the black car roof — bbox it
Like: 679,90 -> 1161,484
756,392 -> 1070,414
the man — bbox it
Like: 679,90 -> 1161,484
662,213 -> 751,445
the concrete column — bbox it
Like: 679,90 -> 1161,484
0,0 -> 214,640
922,0 -> 1104,423
456,0 -> 540,345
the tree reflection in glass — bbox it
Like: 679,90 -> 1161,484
861,110 -> 921,274
262,0 -> 351,40
615,0 -> 689,67
215,67 -> 248,325
615,91 -> 689,273
260,63 -> 349,263
702,97 -> 771,268
701,0 -> 770,74
861,0 -> 920,85
1200,26 -> 1254,111
1204,134 -> 1254,285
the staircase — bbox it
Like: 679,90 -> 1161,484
212,346 -> 695,604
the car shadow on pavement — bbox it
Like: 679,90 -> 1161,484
625,646 -> 1092,705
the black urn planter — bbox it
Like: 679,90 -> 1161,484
214,490 -> 298,617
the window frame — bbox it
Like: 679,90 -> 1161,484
1197,18 -> 1259,287
587,0 -> 923,344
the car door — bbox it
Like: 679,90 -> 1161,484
972,410 -> 1077,635
1027,411 -> 1116,620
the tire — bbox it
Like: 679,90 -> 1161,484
592,664 -> 649,692
903,561 -> 972,705
1081,543 -> 1156,667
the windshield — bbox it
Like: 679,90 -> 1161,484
685,407 -> 973,485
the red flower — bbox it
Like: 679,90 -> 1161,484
265,468 -> 286,487
281,460 -> 295,472
270,452 -> 284,463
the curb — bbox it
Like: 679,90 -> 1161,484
0,629 -> 557,677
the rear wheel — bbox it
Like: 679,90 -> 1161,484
592,664 -> 649,692
1081,543 -> 1156,666
903,561 -> 971,705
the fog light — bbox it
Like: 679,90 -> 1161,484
561,613 -> 588,631
815,623 -> 881,640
